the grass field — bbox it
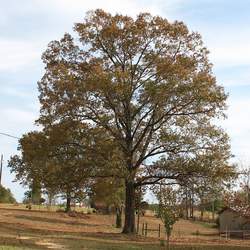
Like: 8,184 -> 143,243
0,204 -> 249,249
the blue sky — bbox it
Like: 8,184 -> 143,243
1,0 -> 250,201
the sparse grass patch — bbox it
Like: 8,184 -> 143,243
0,206 -> 250,250
192,220 -> 218,229
0,247 -> 36,250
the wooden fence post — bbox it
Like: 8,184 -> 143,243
158,224 -> 161,238
142,223 -> 144,236
145,223 -> 148,237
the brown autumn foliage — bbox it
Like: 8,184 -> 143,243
32,9 -> 232,233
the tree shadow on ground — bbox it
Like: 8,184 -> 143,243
14,214 -> 99,227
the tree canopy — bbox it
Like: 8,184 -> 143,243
9,9 -> 234,233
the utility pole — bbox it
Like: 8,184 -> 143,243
0,154 -> 3,186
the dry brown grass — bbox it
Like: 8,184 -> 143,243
139,215 -> 218,239
0,204 -> 249,249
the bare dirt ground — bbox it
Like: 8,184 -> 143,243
0,204 -> 249,249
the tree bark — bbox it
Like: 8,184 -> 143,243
201,206 -> 204,221
200,196 -> 204,221
48,195 -> 53,207
136,207 -> 140,234
212,200 -> 215,221
116,206 -> 122,228
189,190 -> 193,219
122,180 -> 136,233
166,234 -> 170,250
185,189 -> 189,219
47,193 -> 53,211
65,193 -> 71,212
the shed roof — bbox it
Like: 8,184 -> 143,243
219,206 -> 250,218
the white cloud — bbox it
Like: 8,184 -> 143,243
29,0 -> 181,17
0,0 -> 185,73
2,86 -> 35,99
210,43 -> 250,68
224,99 -> 250,136
0,39 -> 42,72
192,23 -> 250,69
0,108 -> 38,132
216,69 -> 250,87
219,97 -> 250,164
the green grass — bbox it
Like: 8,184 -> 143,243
193,220 -> 218,229
0,203 -> 93,213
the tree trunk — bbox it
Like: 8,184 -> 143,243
200,196 -> 204,221
31,180 -> 41,205
247,186 -> 250,204
185,189 -> 189,219
212,200 -> 215,221
201,206 -> 204,221
136,207 -> 140,234
47,193 -> 53,211
116,206 -> 122,228
122,180 -> 135,233
65,193 -> 71,212
166,234 -> 170,250
189,191 -> 193,219
48,195 -> 53,207
191,192 -> 194,219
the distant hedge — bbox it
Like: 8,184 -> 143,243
0,185 -> 16,203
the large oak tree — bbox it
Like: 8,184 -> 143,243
38,10 -> 230,233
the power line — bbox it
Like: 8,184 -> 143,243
0,132 -> 20,140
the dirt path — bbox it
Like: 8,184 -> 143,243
35,240 -> 66,249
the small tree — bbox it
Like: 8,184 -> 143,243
161,208 -> 178,250
0,185 -> 16,204
8,120 -> 95,212
156,186 -> 178,249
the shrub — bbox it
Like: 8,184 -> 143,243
0,185 -> 16,203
